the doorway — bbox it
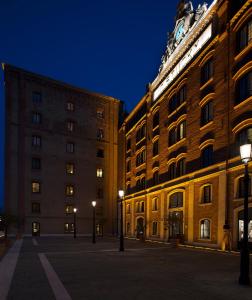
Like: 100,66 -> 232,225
32,222 -> 40,236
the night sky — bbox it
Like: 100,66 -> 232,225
0,0 -> 211,209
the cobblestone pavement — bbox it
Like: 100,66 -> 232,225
2,237 -> 252,300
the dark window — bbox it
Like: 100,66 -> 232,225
153,112 -> 159,129
168,162 -> 176,180
169,127 -> 176,146
32,112 -> 41,124
201,101 -> 213,126
32,158 -> 41,170
127,138 -> 131,150
32,92 -> 42,103
178,121 -> 186,140
152,222 -> 158,235
177,158 -> 186,177
32,181 -> 40,193
201,145 -> 213,168
237,176 -> 252,198
177,86 -> 186,106
168,94 -> 177,114
235,71 -> 252,105
136,124 -> 146,142
66,142 -> 75,153
97,128 -> 104,140
153,140 -> 159,157
140,177 -> 146,190
200,219 -> 210,239
66,102 -> 74,111
202,185 -> 212,203
67,121 -> 75,132
237,20 -> 252,52
32,135 -> 41,147
140,202 -> 145,212
32,202 -> 40,213
169,192 -> 183,208
97,149 -> 104,158
126,183 -> 131,194
201,59 -> 213,85
153,170 -> 159,185
152,197 -> 158,211
97,109 -> 104,119
126,160 -> 131,172
136,179 -> 141,190
97,188 -> 103,198
66,163 -> 74,174
136,150 -> 146,167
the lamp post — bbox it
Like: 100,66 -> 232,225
239,144 -> 251,285
118,189 -> 124,251
92,201 -> 96,244
73,208 -> 77,239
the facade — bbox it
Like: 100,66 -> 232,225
119,0 -> 252,250
3,64 -> 121,236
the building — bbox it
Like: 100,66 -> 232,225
119,0 -> 252,250
3,64 -> 121,236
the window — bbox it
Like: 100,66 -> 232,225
126,160 -> 131,173
97,108 -> 104,119
66,163 -> 74,175
32,158 -> 41,170
32,112 -> 41,124
177,86 -> 186,106
177,158 -> 186,177
66,185 -> 74,196
178,121 -> 186,140
32,135 -> 41,147
169,127 -> 176,146
200,219 -> 210,239
140,201 -> 145,212
126,138 -> 131,150
136,150 -> 146,166
66,142 -> 75,153
236,127 -> 252,149
153,140 -> 159,157
201,101 -> 213,126
201,58 -> 213,85
169,94 -> 177,113
153,170 -> 159,185
32,181 -> 40,193
235,71 -> 252,104
97,188 -> 103,198
237,19 -> 252,51
97,149 -> 104,158
169,192 -> 183,208
136,179 -> 141,190
96,168 -> 103,178
126,204 -> 131,214
140,177 -> 146,190
65,205 -> 74,214
153,111 -> 159,129
136,202 -> 140,213
32,92 -> 42,103
168,162 -> 176,180
201,145 -> 213,168
136,124 -> 146,142
97,128 -> 104,140
126,222 -> 131,234
201,185 -> 212,203
126,183 -> 131,194
65,223 -> 74,233
67,121 -> 75,132
32,202 -> 40,213
237,176 -> 252,198
66,102 -> 74,111
152,197 -> 158,211
152,222 -> 158,235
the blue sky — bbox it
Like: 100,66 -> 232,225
0,0 -> 210,209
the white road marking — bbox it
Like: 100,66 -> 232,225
0,239 -> 23,300
38,253 -> 72,300
32,238 -> 38,246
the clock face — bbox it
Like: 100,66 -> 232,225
175,23 -> 184,42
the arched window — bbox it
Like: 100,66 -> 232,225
177,158 -> 186,177
140,201 -> 145,212
169,127 -> 176,146
168,162 -> 176,180
201,185 -> 212,204
152,222 -> 158,235
235,71 -> 252,104
201,101 -> 213,126
153,170 -> 159,185
140,177 -> 146,190
177,120 -> 186,140
200,219 -> 210,239
152,197 -> 158,211
236,176 -> 252,198
201,58 -> 213,85
168,94 -> 177,114
153,111 -> 159,129
153,139 -> 159,157
169,192 -> 183,208
201,145 -> 213,168
237,19 -> 252,52
177,85 -> 186,106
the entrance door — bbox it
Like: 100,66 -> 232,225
32,222 -> 40,236
238,208 -> 252,249
168,211 -> 183,238
136,218 -> 144,238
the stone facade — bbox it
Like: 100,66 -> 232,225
3,64 -> 121,236
119,0 -> 252,250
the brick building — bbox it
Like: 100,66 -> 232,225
3,64 -> 121,236
119,0 -> 252,249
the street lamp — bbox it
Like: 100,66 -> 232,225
239,144 -> 251,285
92,201 -> 96,244
118,189 -> 124,251
73,208 -> 77,239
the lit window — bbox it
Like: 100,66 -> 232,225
201,185 -> 212,203
65,205 -> 74,214
237,19 -> 252,51
235,71 -> 252,105
32,112 -> 41,124
201,145 -> 213,168
66,163 -> 74,174
153,140 -> 159,157
201,58 -> 213,85
178,121 -> 186,140
97,149 -> 104,158
67,121 -> 74,132
200,219 -> 210,239
97,108 -> 104,119
66,185 -> 74,196
152,197 -> 158,211
169,192 -> 183,208
64,223 -> 74,233
97,168 -> 103,178
66,102 -> 74,111
66,142 -> 75,153
152,222 -> 158,235
32,202 -> 40,213
32,182 -> 40,193
97,128 -> 104,140
32,157 -> 41,170
201,101 -> 213,126
32,92 -> 42,103
32,135 -> 41,147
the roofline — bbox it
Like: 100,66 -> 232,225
2,63 -> 121,103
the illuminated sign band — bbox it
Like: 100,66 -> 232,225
153,23 -> 212,101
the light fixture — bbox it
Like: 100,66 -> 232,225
118,190 -> 124,198
240,144 -> 252,164
73,208 -> 77,213
92,201 -> 97,207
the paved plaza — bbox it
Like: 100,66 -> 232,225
0,237 -> 251,300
